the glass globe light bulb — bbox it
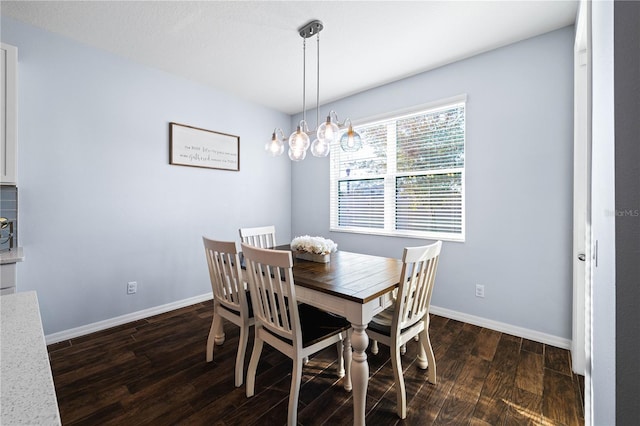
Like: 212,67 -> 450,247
317,116 -> 340,144
288,146 -> 307,161
339,125 -> 363,152
311,138 -> 330,157
289,126 -> 310,153
265,132 -> 284,157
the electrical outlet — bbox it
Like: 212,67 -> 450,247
127,281 -> 137,295
475,284 -> 485,298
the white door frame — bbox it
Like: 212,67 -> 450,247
572,0 -> 591,377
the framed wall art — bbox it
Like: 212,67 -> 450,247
169,122 -> 240,171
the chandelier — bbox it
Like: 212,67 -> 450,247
265,20 -> 363,161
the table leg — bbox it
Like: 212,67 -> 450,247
351,323 -> 369,426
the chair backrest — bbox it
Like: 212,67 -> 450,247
241,243 -> 302,347
239,225 -> 276,248
393,241 -> 442,333
203,237 -> 249,316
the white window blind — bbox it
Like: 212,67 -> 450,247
330,98 -> 465,241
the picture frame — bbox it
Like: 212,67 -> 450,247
169,122 -> 240,171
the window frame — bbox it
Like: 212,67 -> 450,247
329,95 -> 466,242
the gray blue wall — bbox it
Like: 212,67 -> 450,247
1,17 -> 292,335
291,27 -> 575,341
2,15 -> 575,345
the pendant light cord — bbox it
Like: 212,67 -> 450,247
301,24 -> 321,131
316,32 -> 320,131
302,37 -> 306,127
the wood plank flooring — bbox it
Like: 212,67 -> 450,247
47,302 -> 584,425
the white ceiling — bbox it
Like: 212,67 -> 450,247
1,1 -> 577,114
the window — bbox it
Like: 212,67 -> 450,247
330,97 -> 465,241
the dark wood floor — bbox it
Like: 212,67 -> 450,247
47,301 -> 584,425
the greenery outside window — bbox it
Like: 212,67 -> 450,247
330,96 -> 466,241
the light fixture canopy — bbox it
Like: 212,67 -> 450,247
266,20 -> 363,160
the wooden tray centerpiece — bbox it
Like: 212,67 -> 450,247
290,235 -> 337,264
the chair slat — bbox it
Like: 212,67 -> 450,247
239,225 -> 276,248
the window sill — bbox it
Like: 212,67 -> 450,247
330,227 -> 465,243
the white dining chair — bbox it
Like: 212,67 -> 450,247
241,243 -> 350,426
367,240 -> 442,419
203,237 -> 255,387
239,225 -> 276,248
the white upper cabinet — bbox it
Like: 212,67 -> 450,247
1,43 -> 18,184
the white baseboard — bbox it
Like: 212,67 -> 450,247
45,292 -> 213,345
429,305 -> 571,349
45,294 -> 570,350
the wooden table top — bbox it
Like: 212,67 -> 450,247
276,245 -> 404,304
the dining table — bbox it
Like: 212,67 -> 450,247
275,245 -> 403,426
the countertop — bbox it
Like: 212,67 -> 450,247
0,246 -> 24,264
0,291 -> 61,425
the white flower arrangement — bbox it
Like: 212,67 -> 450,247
290,235 -> 338,255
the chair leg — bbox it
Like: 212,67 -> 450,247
214,315 -> 226,345
235,324 -> 250,387
371,339 -> 379,355
420,328 -> 437,384
343,331 -> 352,392
288,357 -> 304,426
246,334 -> 264,397
416,333 -> 429,370
206,312 -> 222,362
390,344 -> 407,419
336,338 -> 345,378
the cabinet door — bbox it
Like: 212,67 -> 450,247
0,263 -> 17,294
1,43 -> 17,184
